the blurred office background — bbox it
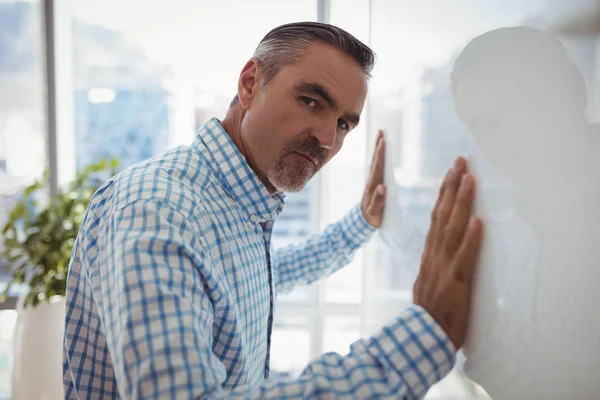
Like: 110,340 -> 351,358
1,0 -> 599,398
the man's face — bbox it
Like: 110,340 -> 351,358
238,43 -> 368,192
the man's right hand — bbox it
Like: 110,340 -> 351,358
413,157 -> 483,350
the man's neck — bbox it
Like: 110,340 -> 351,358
220,106 -> 278,194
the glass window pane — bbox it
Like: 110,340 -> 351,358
62,0 -> 316,173
0,0 -> 46,281
321,0 -> 371,305
273,183 -> 315,303
324,254 -> 362,303
0,310 -> 18,397
329,0 -> 370,44
270,316 -> 311,379
323,316 -> 360,355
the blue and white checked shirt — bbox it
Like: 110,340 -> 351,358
63,118 -> 456,399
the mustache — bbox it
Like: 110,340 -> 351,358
284,138 -> 326,166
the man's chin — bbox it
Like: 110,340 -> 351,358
268,170 -> 313,193
273,179 -> 309,193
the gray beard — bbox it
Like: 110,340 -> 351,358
267,157 -> 315,193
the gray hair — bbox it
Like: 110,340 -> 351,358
230,21 -> 376,107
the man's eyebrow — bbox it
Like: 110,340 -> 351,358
294,81 -> 339,109
343,112 -> 360,128
294,81 -> 361,128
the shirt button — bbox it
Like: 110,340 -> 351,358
250,215 -> 260,223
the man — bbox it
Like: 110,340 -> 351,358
63,22 -> 482,399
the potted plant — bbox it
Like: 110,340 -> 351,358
0,158 -> 118,399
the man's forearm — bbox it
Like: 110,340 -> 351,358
208,306 -> 455,399
273,205 -> 375,294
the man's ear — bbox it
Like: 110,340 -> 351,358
237,58 -> 262,111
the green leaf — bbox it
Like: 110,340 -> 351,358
10,259 -> 28,275
12,270 -> 24,284
0,286 -> 10,303
23,291 -> 36,308
1,158 -> 120,308
22,180 -> 43,198
42,169 -> 50,183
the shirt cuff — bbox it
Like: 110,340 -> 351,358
366,305 -> 456,399
340,204 -> 377,248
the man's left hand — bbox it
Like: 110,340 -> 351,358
361,130 -> 387,228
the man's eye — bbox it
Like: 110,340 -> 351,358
301,97 -> 317,107
338,119 -> 349,130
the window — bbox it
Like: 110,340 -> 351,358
270,316 -> 311,378
56,0 -> 317,178
0,0 -> 47,268
323,316 -> 360,355
0,1 -> 46,395
0,310 -> 17,398
320,0 -> 371,306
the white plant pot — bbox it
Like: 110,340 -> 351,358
11,295 -> 65,400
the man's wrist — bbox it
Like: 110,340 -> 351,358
359,203 -> 379,230
341,205 -> 376,247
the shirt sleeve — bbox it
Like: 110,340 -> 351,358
228,305 -> 456,399
95,200 -> 455,399
272,204 -> 375,294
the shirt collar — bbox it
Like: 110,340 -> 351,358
193,118 -> 285,222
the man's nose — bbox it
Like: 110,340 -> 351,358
310,121 -> 337,150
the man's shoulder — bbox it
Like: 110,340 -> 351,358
119,147 -> 211,196
88,146 -> 223,221
84,145 -> 247,244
